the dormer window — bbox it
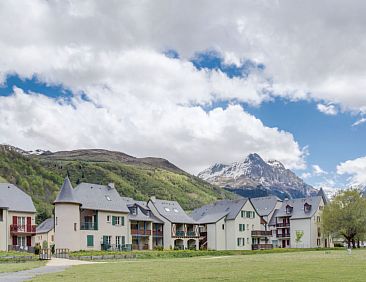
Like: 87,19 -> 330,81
286,205 -> 293,214
131,207 -> 137,215
304,203 -> 312,213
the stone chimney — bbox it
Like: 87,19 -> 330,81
107,183 -> 115,190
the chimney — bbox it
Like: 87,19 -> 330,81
107,183 -> 115,190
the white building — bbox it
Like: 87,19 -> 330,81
191,199 -> 266,250
0,183 -> 36,251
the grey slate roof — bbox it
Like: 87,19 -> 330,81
73,183 -> 129,213
36,218 -> 54,234
317,188 -> 330,204
149,198 -> 196,224
0,183 -> 36,213
273,196 -> 322,220
251,196 -> 282,217
128,203 -> 163,223
54,177 -> 80,205
191,199 -> 249,224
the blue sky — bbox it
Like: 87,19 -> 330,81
2,1 -> 366,189
1,50 -> 364,188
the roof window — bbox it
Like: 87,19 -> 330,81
173,208 -> 179,213
164,207 -> 170,212
105,195 -> 111,201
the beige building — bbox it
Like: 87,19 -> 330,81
269,194 -> 333,248
35,218 -> 55,248
0,183 -> 36,251
191,199 -> 266,250
54,178 -> 131,252
147,197 -> 199,250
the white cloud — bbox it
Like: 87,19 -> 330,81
301,172 -> 311,179
3,0 -> 366,174
337,157 -> 366,185
312,164 -> 328,175
352,118 -> 366,127
316,103 -> 338,116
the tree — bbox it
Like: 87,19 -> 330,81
322,189 -> 366,248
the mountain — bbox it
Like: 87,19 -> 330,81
0,145 -> 235,223
198,153 -> 317,199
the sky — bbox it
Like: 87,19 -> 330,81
1,0 -> 366,190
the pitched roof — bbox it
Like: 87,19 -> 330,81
251,196 -> 282,217
54,177 -> 80,205
149,198 -> 196,224
191,199 -> 248,224
0,183 -> 36,213
274,196 -> 323,220
36,218 -> 54,234
128,203 -> 163,223
73,183 -> 129,213
317,188 -> 330,204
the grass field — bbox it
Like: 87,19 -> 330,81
30,249 -> 366,281
0,261 -> 45,273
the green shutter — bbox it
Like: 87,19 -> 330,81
122,236 -> 125,245
87,235 -> 94,247
112,216 -> 116,225
243,224 -> 245,231
237,238 -> 240,246
253,212 -> 255,218
239,224 -> 242,231
103,235 -> 108,244
121,216 -> 125,226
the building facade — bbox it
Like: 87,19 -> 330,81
35,218 -> 55,249
191,199 -> 265,251
0,183 -> 36,251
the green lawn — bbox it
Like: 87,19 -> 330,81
30,249 -> 366,281
0,261 -> 45,273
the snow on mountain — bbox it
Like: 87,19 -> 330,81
198,153 -> 316,199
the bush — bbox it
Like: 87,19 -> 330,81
153,246 -> 163,251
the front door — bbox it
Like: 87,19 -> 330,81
282,240 -> 286,248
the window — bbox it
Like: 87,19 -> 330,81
115,216 -> 120,225
17,236 -> 26,247
0,209 -> 3,221
74,223 -> 77,231
103,235 -> 111,245
237,238 -> 245,246
116,236 -> 125,247
237,238 -> 241,246
51,235 -> 54,242
241,211 -> 245,218
317,239 -> 321,246
107,215 -> 111,223
317,216 -> 321,223
87,235 -> 94,247
246,224 -> 249,230
239,224 -> 245,231
131,208 -> 137,215
317,227 -> 321,238
222,224 -> 225,230
105,195 -> 111,201
112,216 -> 125,226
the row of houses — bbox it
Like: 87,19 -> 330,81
0,177 -> 333,252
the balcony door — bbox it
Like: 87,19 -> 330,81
17,217 -> 26,232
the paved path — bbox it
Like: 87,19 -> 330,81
0,258 -> 103,282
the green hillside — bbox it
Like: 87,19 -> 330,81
0,146 -> 235,223
0,175 -> 6,182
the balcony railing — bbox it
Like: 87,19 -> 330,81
251,230 -> 272,237
173,231 -> 198,238
252,244 -> 273,250
276,233 -> 291,238
153,230 -> 163,236
276,223 -> 290,228
101,244 -> 132,251
131,229 -> 152,236
10,224 -> 36,234
80,222 -> 98,230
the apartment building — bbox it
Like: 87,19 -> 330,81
0,183 -> 36,251
269,195 -> 333,248
35,218 -> 55,248
124,199 -> 164,250
191,199 -> 266,250
54,178 -> 130,251
147,197 -> 199,250
251,196 -> 283,248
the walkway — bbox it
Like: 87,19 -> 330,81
0,258 -> 103,282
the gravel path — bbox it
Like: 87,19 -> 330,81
0,258 -> 103,282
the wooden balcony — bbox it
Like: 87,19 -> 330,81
10,224 -> 36,234
251,230 -> 272,237
252,244 -> 273,250
276,223 -> 290,228
276,233 -> 291,238
131,229 -> 152,236
153,230 -> 163,237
